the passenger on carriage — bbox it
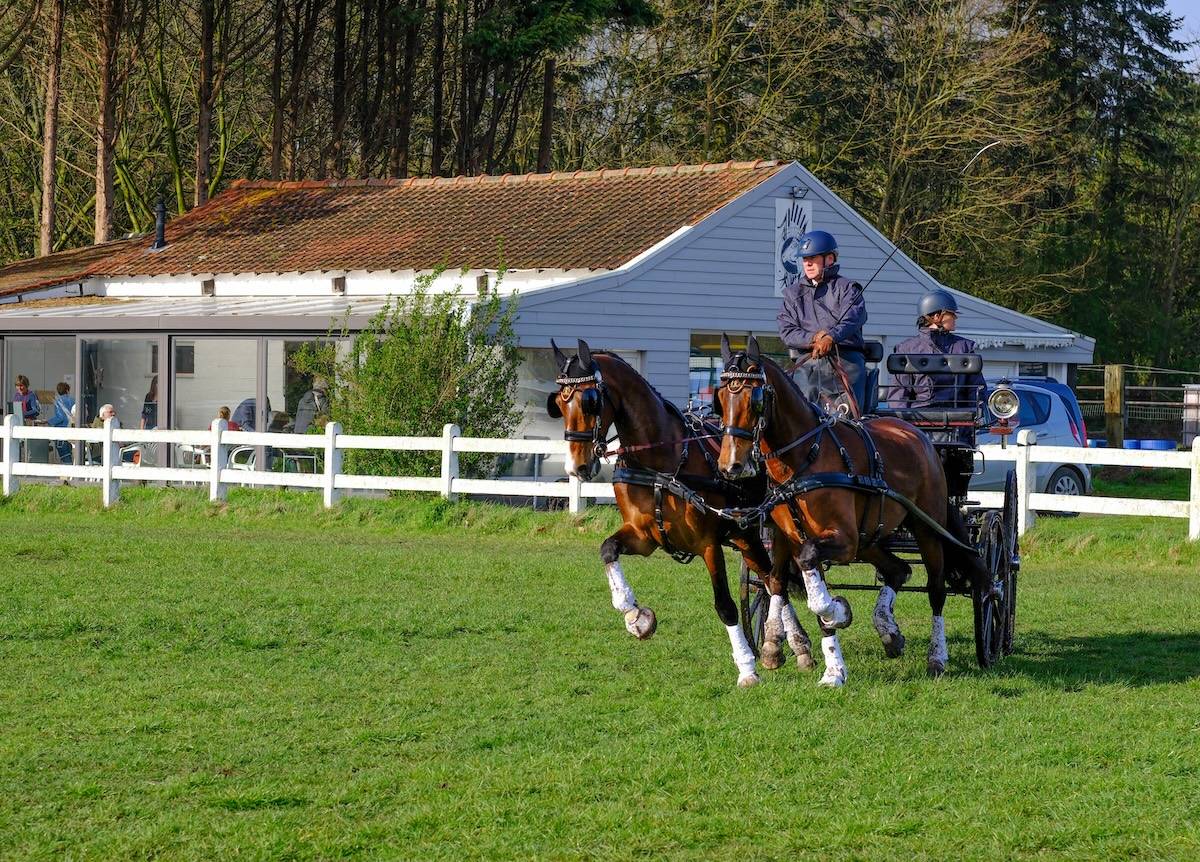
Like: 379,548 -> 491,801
886,289 -> 987,441
776,230 -> 868,412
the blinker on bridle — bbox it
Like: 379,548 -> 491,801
718,365 -> 772,451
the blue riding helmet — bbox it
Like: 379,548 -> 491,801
918,288 -> 959,319
798,230 -> 838,258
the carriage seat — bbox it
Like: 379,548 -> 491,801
873,407 -> 980,427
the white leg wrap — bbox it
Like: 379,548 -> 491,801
781,601 -> 803,640
929,615 -> 948,667
725,624 -> 758,683
819,635 -> 847,687
766,593 -> 785,637
802,567 -> 849,627
605,562 -> 636,614
873,586 -> 899,638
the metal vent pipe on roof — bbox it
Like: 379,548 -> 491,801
151,199 -> 167,250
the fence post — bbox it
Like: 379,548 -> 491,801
441,423 -> 459,501
1015,429 -> 1037,536
1104,364 -> 1124,448
568,473 -> 586,514
209,418 -> 228,502
1189,436 -> 1200,542
323,421 -> 342,508
101,416 -> 120,508
2,414 -> 17,497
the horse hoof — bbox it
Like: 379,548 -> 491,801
737,673 -> 761,688
881,631 -> 906,659
625,607 -> 657,640
820,597 -> 853,630
927,659 -> 946,678
795,649 -> 816,671
818,669 -> 846,688
761,641 -> 785,670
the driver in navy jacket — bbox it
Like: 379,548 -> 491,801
776,230 -> 868,410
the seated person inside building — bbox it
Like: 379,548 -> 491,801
887,289 -> 987,439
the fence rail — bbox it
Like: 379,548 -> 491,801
3,418 -> 1198,541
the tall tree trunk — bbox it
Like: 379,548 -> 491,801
385,1 -> 399,177
536,56 -> 555,173
270,0 -> 284,178
195,0 -> 215,205
330,0 -> 346,176
395,0 -> 421,177
457,0 -> 468,174
94,0 -> 120,244
430,0 -> 444,175
40,0 -> 65,256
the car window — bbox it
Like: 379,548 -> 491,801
1017,390 -> 1052,427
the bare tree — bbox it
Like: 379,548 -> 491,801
40,0 -> 66,255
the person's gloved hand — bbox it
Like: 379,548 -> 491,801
811,332 -> 834,359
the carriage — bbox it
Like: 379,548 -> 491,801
738,345 -> 1021,669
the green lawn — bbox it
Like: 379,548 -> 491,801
1,487 -> 1198,860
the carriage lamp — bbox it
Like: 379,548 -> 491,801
988,382 -> 1020,448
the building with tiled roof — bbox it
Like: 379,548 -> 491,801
1,160 -> 1093,469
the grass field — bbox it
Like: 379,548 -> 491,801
1,486 -> 1199,860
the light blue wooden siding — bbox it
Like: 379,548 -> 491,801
513,163 -> 1093,403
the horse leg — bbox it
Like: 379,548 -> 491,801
794,542 -> 851,687
599,525 -> 658,640
728,533 -> 813,671
913,523 -> 949,676
702,544 -> 759,688
858,546 -> 912,659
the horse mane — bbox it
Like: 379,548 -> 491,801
587,350 -> 683,422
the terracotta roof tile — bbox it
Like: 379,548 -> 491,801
0,239 -> 139,297
0,161 -> 786,290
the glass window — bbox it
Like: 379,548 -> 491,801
1017,390 -> 1052,427
689,332 -> 788,405
81,337 -> 166,466
5,337 -> 76,464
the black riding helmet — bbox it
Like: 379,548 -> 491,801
917,288 -> 959,327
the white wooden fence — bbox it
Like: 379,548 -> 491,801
3,417 -> 1198,541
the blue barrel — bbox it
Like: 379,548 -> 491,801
1140,439 -> 1177,451
1122,439 -> 1142,449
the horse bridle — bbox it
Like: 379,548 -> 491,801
548,360 -> 615,473
717,363 -> 772,464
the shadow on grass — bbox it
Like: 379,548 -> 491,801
1001,632 -> 1200,687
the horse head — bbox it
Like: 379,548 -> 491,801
546,338 -> 613,481
716,333 -> 772,480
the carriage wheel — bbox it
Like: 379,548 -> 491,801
1001,470 -> 1019,655
973,511 -> 1007,669
738,561 -> 768,658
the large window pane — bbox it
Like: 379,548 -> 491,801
81,338 -> 164,466
6,337 -> 75,463
171,338 -> 258,468
689,332 -> 788,406
264,338 -> 350,474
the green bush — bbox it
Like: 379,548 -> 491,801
292,271 -> 520,478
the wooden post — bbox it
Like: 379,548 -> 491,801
101,416 -> 120,508
323,421 -> 342,508
209,418 -> 228,502
1189,436 -> 1200,542
1015,429 -> 1037,536
568,473 -> 585,514
1104,364 -> 1124,448
441,423 -> 459,501
2,414 -> 18,497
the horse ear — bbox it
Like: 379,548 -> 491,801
551,338 -> 569,369
720,333 -> 732,366
747,335 -> 761,363
577,339 -> 594,370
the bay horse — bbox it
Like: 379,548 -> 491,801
546,339 -> 815,687
714,335 -> 984,686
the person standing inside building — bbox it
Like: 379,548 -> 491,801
776,230 -> 868,412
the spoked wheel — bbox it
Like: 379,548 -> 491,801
973,510 -> 1008,669
739,561 -> 767,658
1001,469 -> 1020,655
